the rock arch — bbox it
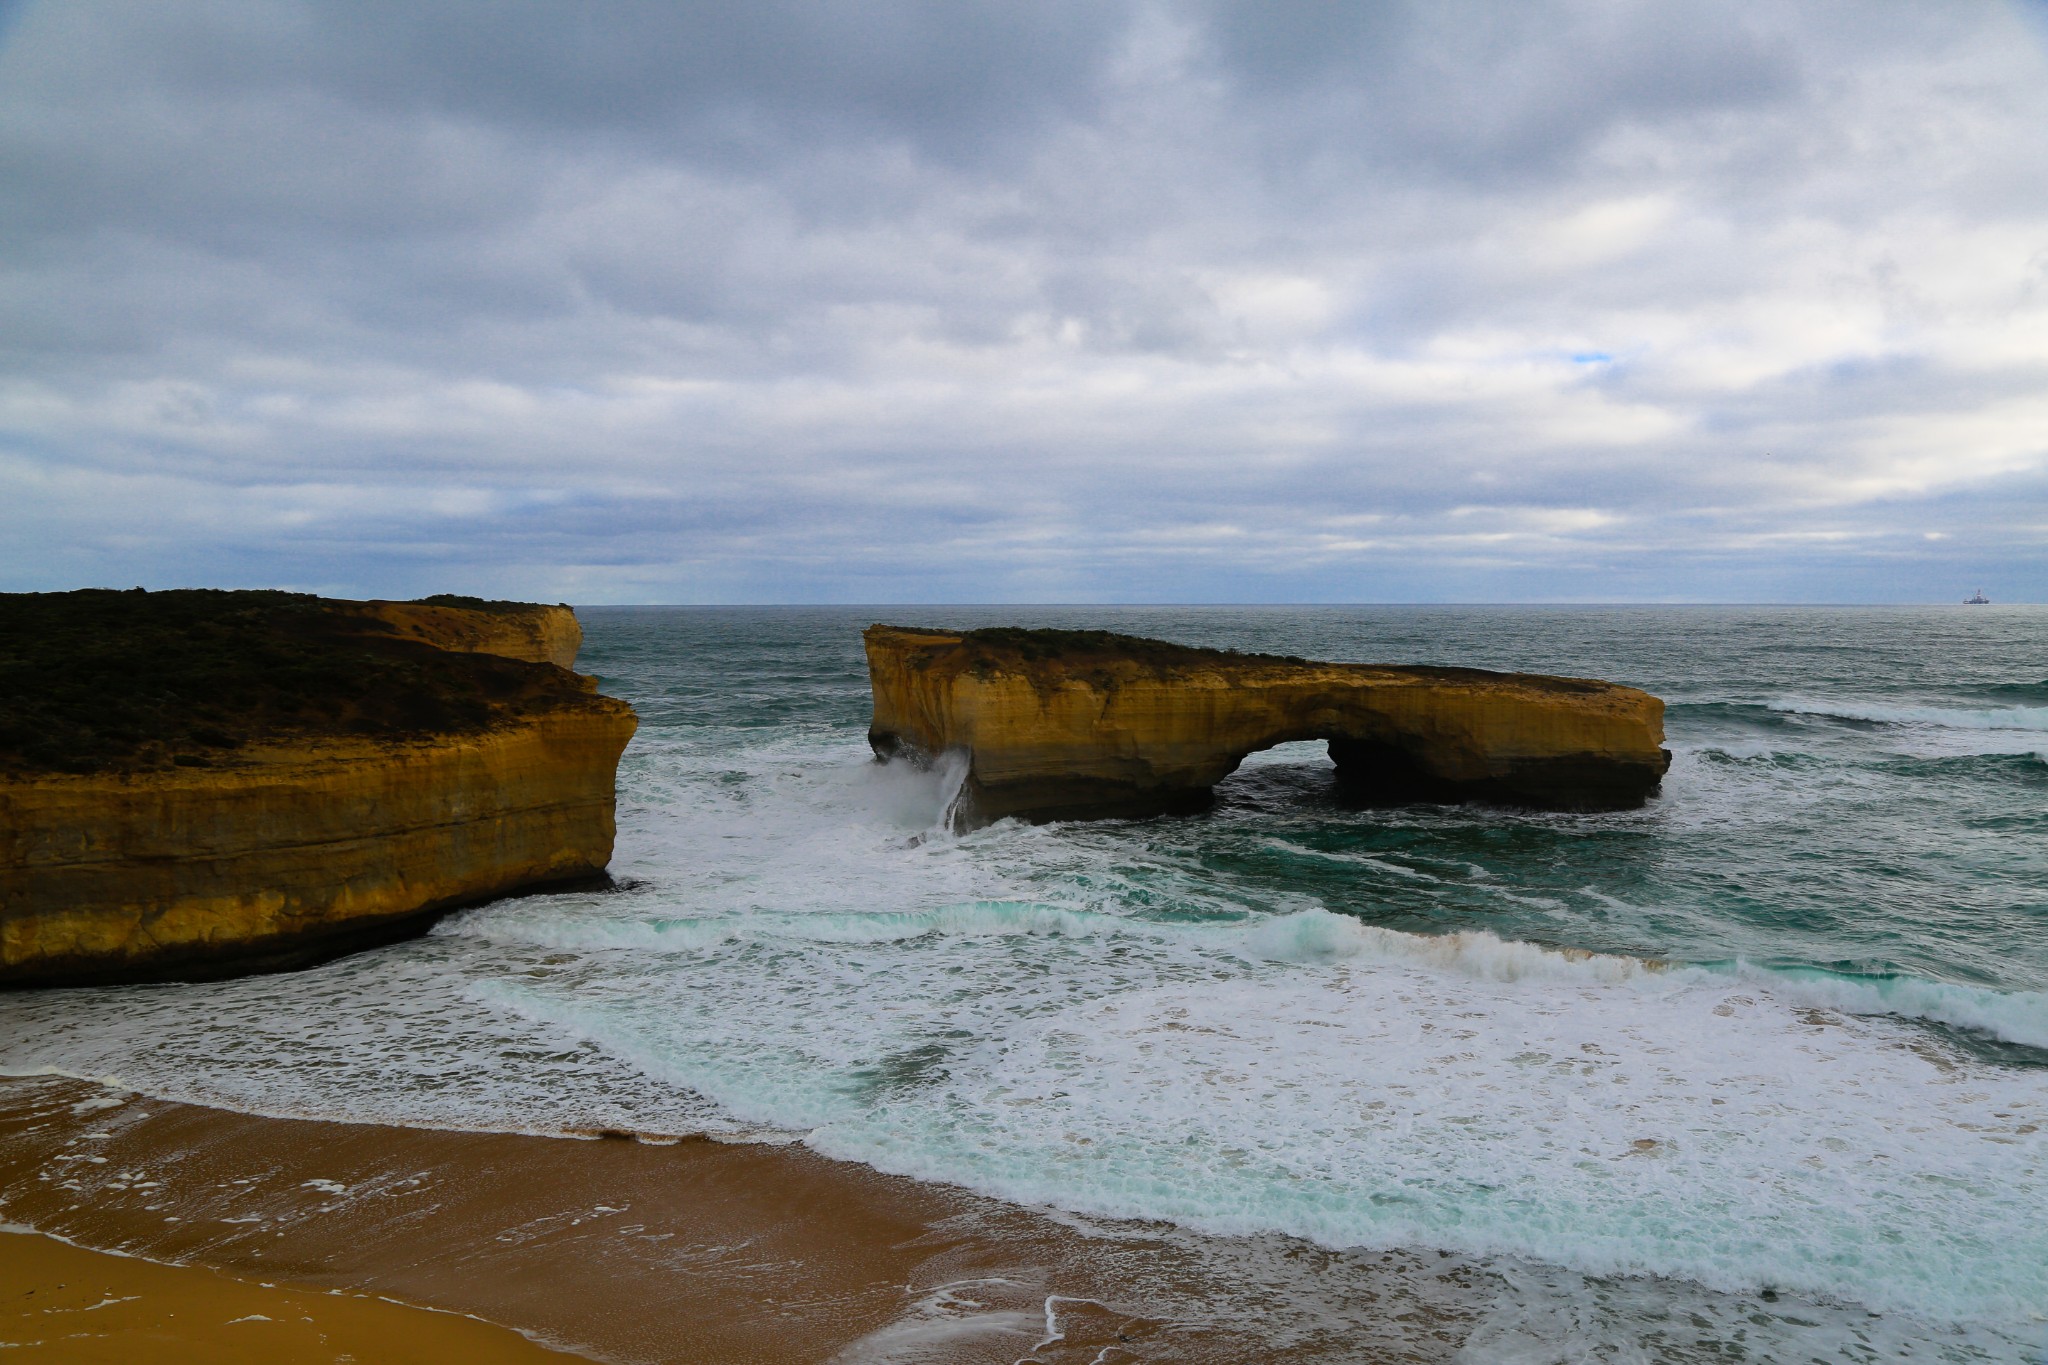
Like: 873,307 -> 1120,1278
865,625 -> 1669,826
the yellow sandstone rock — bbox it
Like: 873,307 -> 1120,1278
349,598 -> 584,669
0,594 -> 634,986
865,625 -> 1668,825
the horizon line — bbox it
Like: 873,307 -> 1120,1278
568,599 -> 2036,609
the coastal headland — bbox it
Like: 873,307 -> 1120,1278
866,624 -> 1670,825
0,590 -> 636,987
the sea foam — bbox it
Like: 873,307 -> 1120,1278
450,900 -> 2048,1051
467,901 -> 2048,1328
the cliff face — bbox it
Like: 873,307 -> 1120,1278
0,590 -> 635,986
1,707 -> 633,985
349,599 -> 583,669
866,625 -> 1669,824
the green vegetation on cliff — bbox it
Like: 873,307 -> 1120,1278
414,592 -> 569,615
913,625 -> 1599,694
0,589 -> 588,776
910,625 -> 1309,671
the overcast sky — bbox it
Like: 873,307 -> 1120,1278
3,1 -> 2046,603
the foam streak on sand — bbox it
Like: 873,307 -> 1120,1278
2,1073 -> 2032,1365
0,1220 -> 568,1363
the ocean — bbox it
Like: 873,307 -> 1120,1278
6,605 -> 2046,1360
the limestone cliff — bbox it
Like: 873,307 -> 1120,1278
0,590 -> 635,986
348,597 -> 583,669
866,625 -> 1668,825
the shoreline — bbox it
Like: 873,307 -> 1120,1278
4,1071 -> 2028,1362
0,1073 -> 1487,1363
1,1221 -> 573,1362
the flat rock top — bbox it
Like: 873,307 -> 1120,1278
0,589 -> 607,777
866,624 -> 1620,697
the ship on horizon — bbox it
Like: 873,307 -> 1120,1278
1964,588 -> 1990,604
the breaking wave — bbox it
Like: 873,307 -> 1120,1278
463,898 -> 2048,1329
1767,697 -> 2048,731
447,903 -> 2048,1051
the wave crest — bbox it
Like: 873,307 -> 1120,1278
1766,698 -> 2048,731
445,902 -> 2048,1050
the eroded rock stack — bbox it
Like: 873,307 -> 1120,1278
866,624 -> 1668,826
1,590 -> 636,986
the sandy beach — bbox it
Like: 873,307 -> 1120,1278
0,1073 -> 1492,1363
1,1223 -> 570,1363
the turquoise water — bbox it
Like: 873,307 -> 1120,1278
7,606 -> 2046,1358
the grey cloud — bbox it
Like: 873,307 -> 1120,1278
11,1 -> 1126,174
1193,0 -> 1802,184
1,0 -> 2045,602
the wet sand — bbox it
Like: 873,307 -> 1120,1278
0,1073 -> 1488,1363
1,1224 -> 570,1363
